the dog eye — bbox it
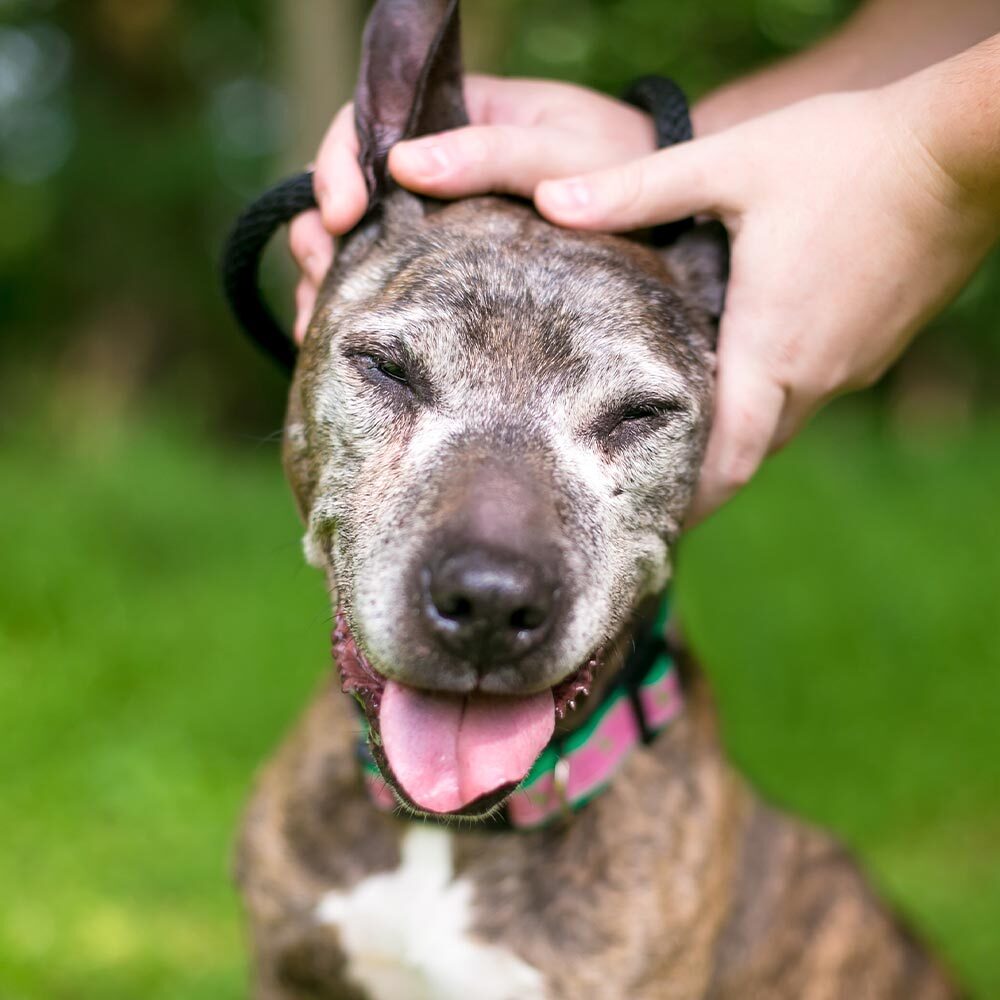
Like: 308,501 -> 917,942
355,352 -> 412,390
601,398 -> 684,445
617,402 -> 673,423
375,358 -> 409,385
614,399 -> 682,427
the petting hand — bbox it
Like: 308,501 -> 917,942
532,79 -> 999,522
290,41 -> 999,526
288,75 -> 656,342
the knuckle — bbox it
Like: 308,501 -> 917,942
287,221 -> 310,264
770,338 -> 842,406
807,356 -> 879,401
789,368 -> 835,406
718,449 -> 759,492
454,128 -> 492,165
331,101 -> 355,137
771,333 -> 805,378
612,161 -> 648,217
287,217 -> 319,267
844,361 -> 885,393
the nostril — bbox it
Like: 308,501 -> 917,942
423,547 -> 557,662
434,592 -> 473,622
509,605 -> 545,632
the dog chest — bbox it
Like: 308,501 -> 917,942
314,825 -> 547,1000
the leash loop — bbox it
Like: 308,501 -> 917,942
621,74 -> 696,246
220,171 -> 316,374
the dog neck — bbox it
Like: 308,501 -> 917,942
356,591 -> 684,830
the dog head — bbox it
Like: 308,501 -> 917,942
284,0 -> 726,818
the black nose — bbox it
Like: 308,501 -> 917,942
424,548 -> 554,663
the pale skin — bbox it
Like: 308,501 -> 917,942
290,0 -> 1000,522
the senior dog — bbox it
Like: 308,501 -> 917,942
233,2 -> 958,997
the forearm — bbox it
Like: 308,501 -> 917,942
890,31 -> 1000,219
694,0 -> 1000,134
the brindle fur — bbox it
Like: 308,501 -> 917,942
236,1 -> 959,996
238,659 -> 955,999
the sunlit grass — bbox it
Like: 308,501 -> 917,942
1,400 -> 998,997
678,407 -> 1000,995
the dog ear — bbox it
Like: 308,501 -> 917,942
660,222 -> 730,337
355,0 -> 468,210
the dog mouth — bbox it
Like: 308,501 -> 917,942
332,607 -> 596,818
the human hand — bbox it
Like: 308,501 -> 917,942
289,56 -> 999,527
288,75 -> 656,341
532,84 -> 1000,522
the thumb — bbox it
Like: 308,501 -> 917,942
534,136 -> 725,232
685,321 -> 787,527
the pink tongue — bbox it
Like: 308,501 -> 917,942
379,681 -> 555,814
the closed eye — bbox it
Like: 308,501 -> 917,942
597,397 -> 688,445
616,400 -> 680,423
351,351 -> 415,393
372,356 -> 409,385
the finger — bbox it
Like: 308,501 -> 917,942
313,102 -> 369,234
294,277 -> 318,345
685,329 -> 787,527
389,125 -> 624,199
535,139 -> 725,232
288,209 -> 333,287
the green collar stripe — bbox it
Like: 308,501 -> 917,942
641,652 -> 673,687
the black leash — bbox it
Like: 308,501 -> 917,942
621,75 -> 695,248
219,76 -> 696,374
220,172 -> 316,375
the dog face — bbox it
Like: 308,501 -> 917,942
283,0 -> 726,818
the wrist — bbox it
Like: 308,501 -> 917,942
883,33 -> 1000,222
691,29 -> 873,135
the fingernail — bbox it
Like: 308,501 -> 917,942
398,140 -> 451,178
543,179 -> 591,212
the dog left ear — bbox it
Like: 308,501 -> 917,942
355,0 -> 468,210
659,222 -> 730,336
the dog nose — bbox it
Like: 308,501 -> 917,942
424,548 -> 554,663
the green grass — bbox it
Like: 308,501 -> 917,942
676,408 -> 1000,994
1,401 -> 998,998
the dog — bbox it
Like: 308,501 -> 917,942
234,1 -> 959,997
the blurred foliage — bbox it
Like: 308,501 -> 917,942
0,0 -> 998,431
1,400 -> 999,996
501,0 -> 852,92
0,0 -> 285,425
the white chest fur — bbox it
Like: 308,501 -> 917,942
315,826 -> 547,1000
